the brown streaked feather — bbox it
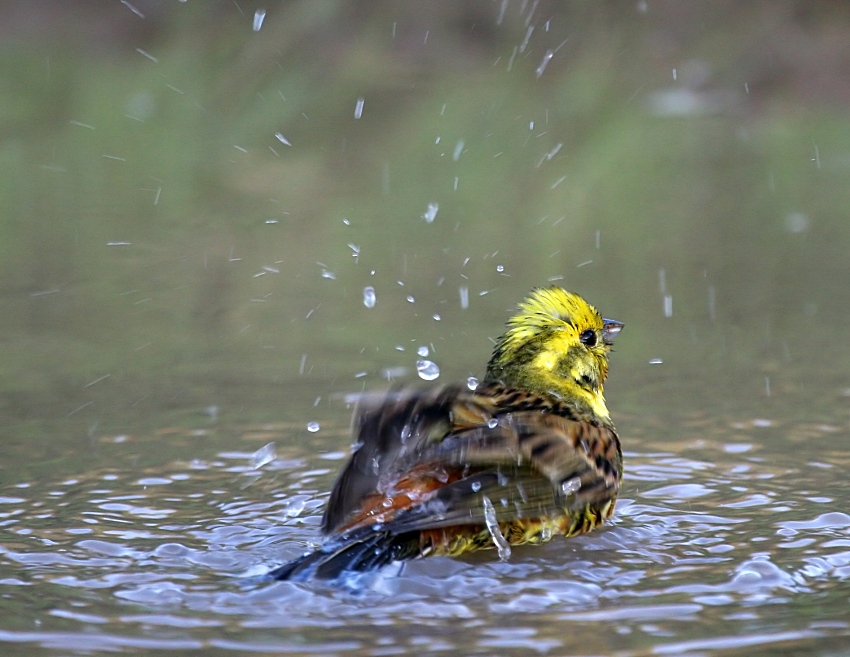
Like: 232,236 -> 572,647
322,383 -> 621,538
321,385 -> 465,534
270,287 -> 624,582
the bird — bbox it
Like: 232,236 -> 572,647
268,286 -> 624,582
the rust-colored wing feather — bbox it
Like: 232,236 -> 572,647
321,386 -> 463,534
321,384 -> 621,537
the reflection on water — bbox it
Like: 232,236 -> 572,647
2,406 -> 849,655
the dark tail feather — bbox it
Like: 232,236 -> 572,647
268,527 -> 421,582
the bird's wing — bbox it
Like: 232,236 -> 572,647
382,411 -> 621,532
321,385 -> 479,535
322,386 -> 620,536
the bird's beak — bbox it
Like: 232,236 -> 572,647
602,318 -> 624,343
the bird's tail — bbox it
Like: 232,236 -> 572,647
267,526 -> 421,582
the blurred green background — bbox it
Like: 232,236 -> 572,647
1,0 -> 849,438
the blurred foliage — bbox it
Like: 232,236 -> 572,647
0,0 -> 848,432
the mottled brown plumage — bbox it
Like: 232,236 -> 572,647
269,287 -> 623,582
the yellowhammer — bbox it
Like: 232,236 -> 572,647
269,286 -> 623,581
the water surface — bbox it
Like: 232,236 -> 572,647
1,2 -> 850,655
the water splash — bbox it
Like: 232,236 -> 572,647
250,442 -> 276,469
561,477 -> 582,496
416,360 -> 440,381
535,50 -> 554,78
452,140 -> 465,161
459,285 -> 469,310
482,496 -> 511,561
423,202 -> 439,223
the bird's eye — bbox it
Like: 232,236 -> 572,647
579,329 -> 597,347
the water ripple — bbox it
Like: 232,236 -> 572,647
1,415 -> 849,653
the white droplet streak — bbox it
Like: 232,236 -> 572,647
482,496 -> 511,561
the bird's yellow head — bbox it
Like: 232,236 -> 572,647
483,287 -> 623,424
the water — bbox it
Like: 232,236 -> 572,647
2,2 -> 850,655
482,495 -> 512,561
415,359 -> 441,381
252,9 -> 266,32
249,442 -> 277,469
2,397 -> 849,654
422,202 -> 439,224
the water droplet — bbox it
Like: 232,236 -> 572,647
321,270 -> 336,280
250,442 -> 276,469
382,497 -> 393,508
416,359 -> 440,381
496,264 -> 504,272
467,376 -> 479,390
433,314 -> 441,321
545,143 -> 562,161
307,422 -> 320,433
649,358 -> 664,365
561,477 -> 582,496
274,132 -> 291,146
459,285 -> 469,310
452,140 -> 465,161
363,286 -> 376,308
482,496 -> 511,561
471,481 -> 482,492
535,50 -> 554,78
406,295 -> 415,303
252,8 -> 266,31
417,345 -> 429,357
423,202 -> 439,223
354,97 -> 365,120
281,497 -> 306,518
487,418 -> 499,429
